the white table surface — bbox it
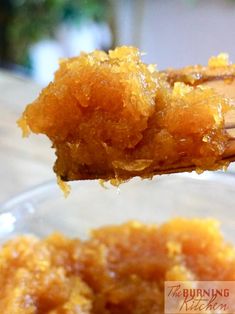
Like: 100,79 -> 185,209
0,70 -> 234,204
0,71 -> 54,203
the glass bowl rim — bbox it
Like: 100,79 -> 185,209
1,171 -> 235,213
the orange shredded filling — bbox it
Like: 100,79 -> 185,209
208,53 -> 230,68
18,47 -> 233,182
0,218 -> 235,313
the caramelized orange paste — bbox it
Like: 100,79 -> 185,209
19,47 -> 234,181
1,219 -> 235,314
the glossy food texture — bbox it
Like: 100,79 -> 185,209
19,47 -> 233,181
1,219 -> 235,314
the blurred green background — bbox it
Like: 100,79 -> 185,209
0,0 -> 109,67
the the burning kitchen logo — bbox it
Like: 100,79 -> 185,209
164,281 -> 235,313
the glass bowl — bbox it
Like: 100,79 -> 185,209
0,172 -> 235,244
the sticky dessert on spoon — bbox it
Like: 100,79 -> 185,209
18,47 -> 235,182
